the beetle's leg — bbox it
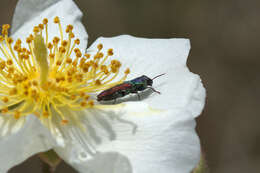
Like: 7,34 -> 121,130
137,92 -> 141,100
147,87 -> 161,94
132,91 -> 141,100
113,98 -> 117,104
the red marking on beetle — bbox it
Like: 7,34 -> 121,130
98,83 -> 131,97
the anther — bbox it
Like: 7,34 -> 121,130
88,100 -> 94,107
0,61 -> 5,70
84,95 -> 90,100
7,37 -> 13,44
107,48 -> 114,56
38,24 -> 44,30
32,80 -> 38,86
7,59 -> 13,65
85,54 -> 91,59
3,24 -> 10,30
49,53 -> 55,59
67,25 -> 73,31
0,36 -> 4,42
43,18 -> 48,24
53,37 -> 60,44
61,40 -> 68,47
54,16 -> 60,24
70,95 -> 77,100
9,88 -> 17,95
14,111 -> 21,119
80,101 -> 87,107
2,97 -> 8,103
97,44 -> 103,50
124,68 -> 130,75
33,26 -> 40,33
69,32 -> 75,38
66,57 -> 72,64
59,47 -> 66,53
56,60 -> 62,66
95,80 -> 102,85
79,91 -> 85,97
61,119 -> 68,125
47,43 -> 53,49
1,107 -> 8,114
43,111 -> 49,118
74,39 -> 80,45
8,67 -> 15,73
76,52 -> 82,58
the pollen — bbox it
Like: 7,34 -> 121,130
2,97 -> 8,103
1,107 -> 8,114
0,16 -> 130,125
61,119 -> 69,125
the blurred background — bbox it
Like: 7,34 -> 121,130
1,0 -> 259,172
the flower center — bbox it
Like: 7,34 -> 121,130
0,17 -> 130,124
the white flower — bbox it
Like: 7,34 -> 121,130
0,0 -> 206,173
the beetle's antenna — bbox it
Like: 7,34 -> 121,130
152,73 -> 166,80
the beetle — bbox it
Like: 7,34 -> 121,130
97,73 -> 165,102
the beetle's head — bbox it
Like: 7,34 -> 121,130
142,75 -> 153,86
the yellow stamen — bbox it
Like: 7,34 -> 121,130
0,17 -> 130,126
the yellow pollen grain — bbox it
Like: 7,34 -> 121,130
7,37 -> 13,44
33,26 -> 40,33
1,107 -> 8,114
125,68 -> 130,74
88,100 -> 94,107
85,53 -> 91,59
69,32 -> 75,38
79,91 -> 85,97
54,16 -> 60,23
95,79 -> 102,85
61,119 -> 69,125
66,57 -> 72,64
43,18 -> 48,24
0,61 -> 5,69
80,101 -> 87,107
38,24 -> 44,30
61,40 -> 68,47
7,59 -> 13,65
2,97 -> 8,103
107,48 -> 113,56
76,52 -> 82,58
3,24 -> 10,30
47,43 -> 53,49
43,111 -> 49,118
84,95 -> 90,100
74,39 -> 80,45
9,88 -> 17,95
97,43 -> 103,50
70,94 -> 77,100
14,111 -> 21,119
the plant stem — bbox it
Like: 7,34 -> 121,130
41,161 -> 56,173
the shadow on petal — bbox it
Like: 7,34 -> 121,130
82,108 -> 138,144
75,152 -> 133,173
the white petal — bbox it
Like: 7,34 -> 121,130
53,35 -> 205,172
0,116 -> 56,173
11,0 -> 88,51
0,114 -> 25,137
11,0 -> 60,34
89,35 -> 205,117
54,102 -> 200,173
